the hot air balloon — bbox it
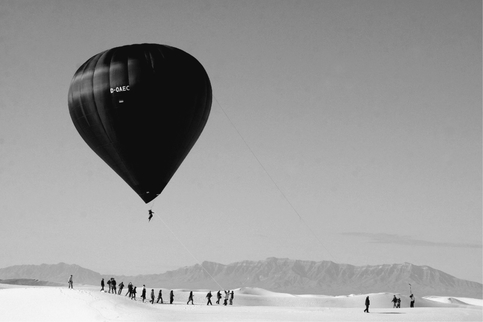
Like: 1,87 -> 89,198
68,43 -> 212,203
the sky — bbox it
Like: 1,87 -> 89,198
0,0 -> 481,284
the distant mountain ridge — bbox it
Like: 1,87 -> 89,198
0,258 -> 481,298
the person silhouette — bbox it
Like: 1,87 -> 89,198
141,285 -> 146,302
364,296 -> 370,313
187,291 -> 194,305
150,289 -> 155,304
206,291 -> 213,305
410,294 -> 415,307
68,275 -> 73,289
132,286 -> 137,300
216,290 -> 222,304
157,289 -> 163,304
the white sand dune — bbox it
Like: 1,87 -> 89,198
424,296 -> 483,307
0,284 -> 481,321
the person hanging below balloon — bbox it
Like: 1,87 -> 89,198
148,210 -> 154,222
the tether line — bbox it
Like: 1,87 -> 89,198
156,212 -> 224,291
213,96 -> 335,261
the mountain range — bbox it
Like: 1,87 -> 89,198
0,257 -> 481,298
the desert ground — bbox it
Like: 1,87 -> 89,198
0,283 -> 481,321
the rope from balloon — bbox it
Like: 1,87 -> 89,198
146,189 -> 222,288
213,96 -> 335,261
214,100 -> 372,295
148,194 -> 161,211
154,211 -> 224,291
147,195 -> 223,289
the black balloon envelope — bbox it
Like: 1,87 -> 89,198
68,44 -> 212,203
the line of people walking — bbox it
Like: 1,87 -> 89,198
216,290 -> 234,305
99,278 -> 234,306
101,278 -> 171,303
190,290 -> 235,305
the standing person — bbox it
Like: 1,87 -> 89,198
206,291 -> 213,305
229,290 -> 234,305
111,278 -> 117,295
100,278 -> 105,292
396,298 -> 401,308
68,275 -> 73,289
150,289 -> 155,304
141,285 -> 146,302
170,290 -> 174,304
391,295 -> 398,308
131,286 -> 137,300
223,290 -> 229,306
126,282 -> 132,297
118,282 -> 124,295
216,290 -> 222,304
364,296 -> 370,313
107,279 -> 112,293
187,291 -> 194,305
157,289 -> 163,304
410,294 -> 415,307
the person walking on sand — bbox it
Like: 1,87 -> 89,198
410,294 -> 415,307
170,290 -> 174,304
126,282 -> 132,297
392,295 -> 397,308
187,291 -> 194,305
131,286 -> 137,300
229,290 -> 234,305
100,278 -> 105,292
111,278 -> 117,295
206,291 -> 213,305
118,281 -> 124,295
396,297 -> 401,308
223,290 -> 229,306
157,289 -> 163,304
216,290 -> 222,304
68,275 -> 73,289
364,296 -> 370,313
150,289 -> 155,304
141,285 -> 147,302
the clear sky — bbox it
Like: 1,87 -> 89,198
0,0 -> 481,284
